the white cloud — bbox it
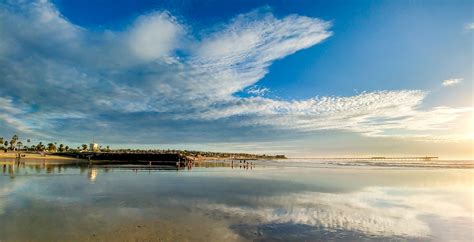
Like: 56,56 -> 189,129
128,12 -> 184,61
442,78 -> 463,86
246,85 -> 270,96
0,1 -> 471,144
191,91 -> 472,141
193,10 -> 332,97
465,23 -> 474,30
0,97 -> 40,135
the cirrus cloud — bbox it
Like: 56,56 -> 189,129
0,0 -> 471,145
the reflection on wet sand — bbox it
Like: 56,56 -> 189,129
87,168 -> 98,182
197,187 -> 472,240
0,159 -> 472,241
1,160 -> 256,182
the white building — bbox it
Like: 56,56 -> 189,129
90,143 -> 99,152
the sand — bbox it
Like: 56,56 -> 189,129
0,151 -> 78,161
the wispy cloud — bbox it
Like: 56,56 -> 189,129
0,0 -> 471,145
246,85 -> 270,96
465,22 -> 474,30
442,78 -> 463,86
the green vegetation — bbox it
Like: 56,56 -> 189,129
0,134 -> 286,159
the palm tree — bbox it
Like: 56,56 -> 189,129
47,143 -> 57,152
26,139 -> 31,151
58,144 -> 64,152
17,141 -> 23,151
36,142 -> 44,151
9,135 -> 18,150
65,146 -> 69,152
81,144 -> 88,151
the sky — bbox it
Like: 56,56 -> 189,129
0,0 -> 472,158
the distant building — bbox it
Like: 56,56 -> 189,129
90,143 -> 99,152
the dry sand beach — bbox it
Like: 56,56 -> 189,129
0,151 -> 78,163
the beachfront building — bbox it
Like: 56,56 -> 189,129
90,143 -> 99,152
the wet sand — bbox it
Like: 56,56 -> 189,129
0,160 -> 472,241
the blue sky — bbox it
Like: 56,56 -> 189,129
0,0 -> 472,158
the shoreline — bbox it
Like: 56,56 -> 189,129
0,151 -> 80,161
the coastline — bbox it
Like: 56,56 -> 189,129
0,151 -> 80,161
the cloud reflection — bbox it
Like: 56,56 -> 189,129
196,187 -> 472,239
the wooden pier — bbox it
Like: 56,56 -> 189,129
293,156 -> 439,161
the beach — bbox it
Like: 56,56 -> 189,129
0,151 -> 81,165
0,159 -> 472,241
